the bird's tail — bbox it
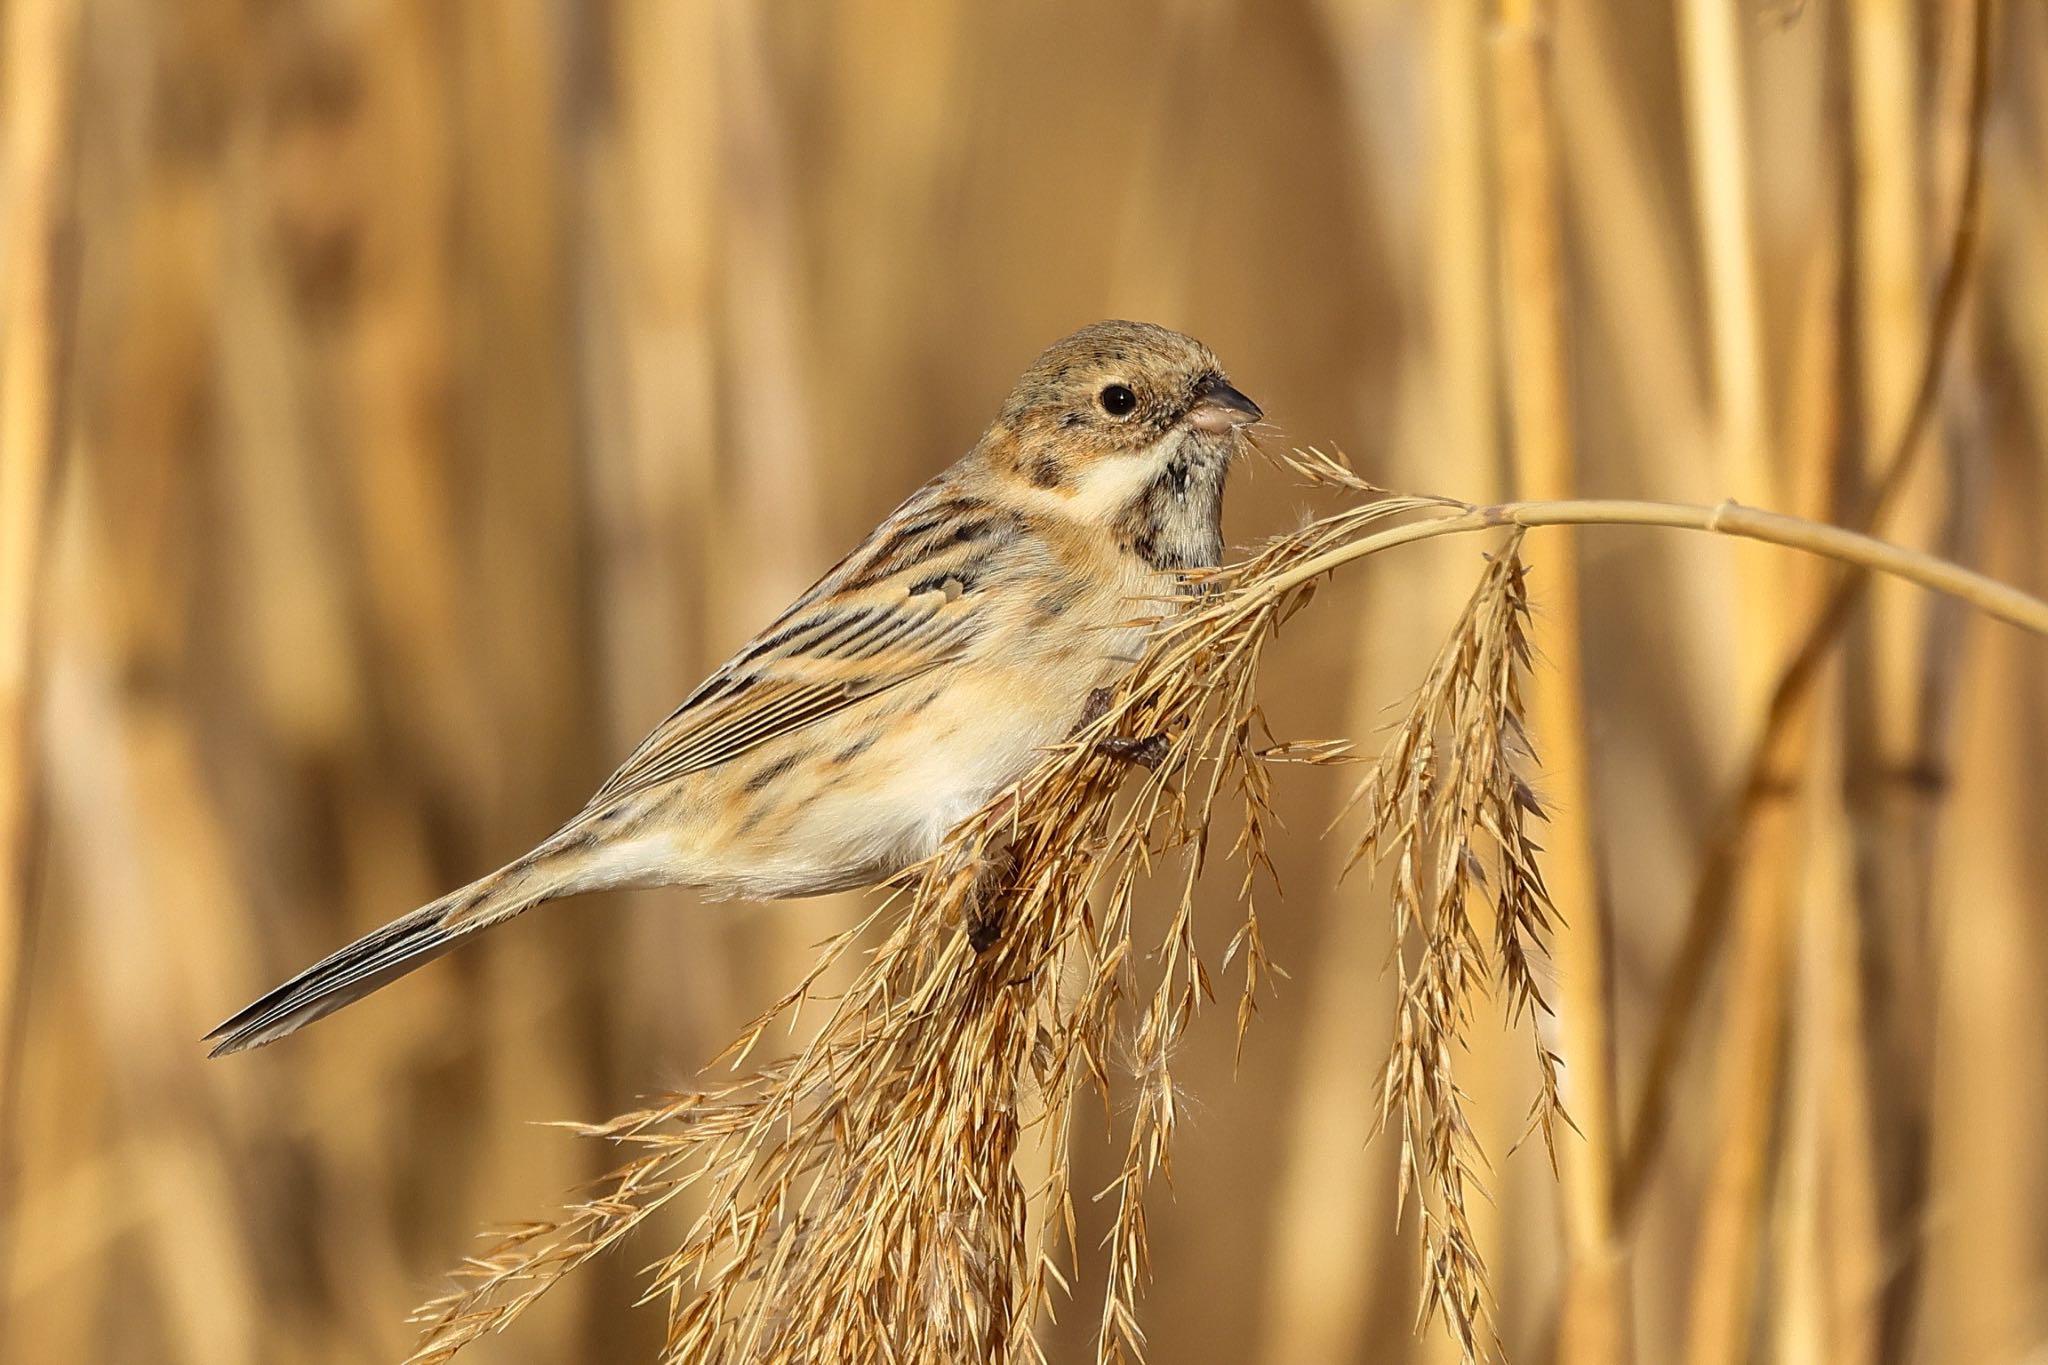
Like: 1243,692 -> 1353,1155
206,837 -> 588,1057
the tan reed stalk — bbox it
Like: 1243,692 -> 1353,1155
1920,60 -> 2048,1324
1258,11 -> 1435,1361
351,0 -> 488,795
1997,18 -> 2048,447
1490,8 -> 1626,1356
809,0 -> 974,517
334,9 -> 496,1351
1771,694 -> 1853,1365
591,0 -> 738,1072
1919,570 -> 2041,1359
444,8 -> 604,1360
34,30 -> 286,1329
0,0 -> 80,1228
1670,1 -> 1809,1355
1419,3 -> 1512,1356
714,0 -> 856,1000
713,0 -> 824,640
1842,4 -> 1941,1353
1850,4 -> 1994,1350
1552,0 -> 1709,457
1919,93 -> 2046,1359
1676,0 -> 1771,519
1261,7 -> 1514,1360
1778,173 -> 1885,1365
1430,8 -> 1503,510
1680,832 -> 1795,1365
1615,0 -> 1993,1219
1546,51 -> 1719,1339
216,15 -> 431,1355
1107,0 -> 1232,326
47,483 -> 271,1364
1850,0 -> 1939,763
1255,827 -> 1393,1365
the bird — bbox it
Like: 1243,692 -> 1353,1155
206,320 -> 1262,1056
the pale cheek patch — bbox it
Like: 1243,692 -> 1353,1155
1058,450 -> 1167,522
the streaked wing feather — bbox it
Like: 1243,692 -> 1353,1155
588,660 -> 945,808
583,480 -> 1018,811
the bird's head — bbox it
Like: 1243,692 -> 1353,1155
979,320 -> 1261,566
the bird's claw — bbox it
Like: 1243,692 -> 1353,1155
968,910 -> 1004,953
1076,689 -> 1167,768
1076,686 -> 1114,730
1096,733 -> 1169,769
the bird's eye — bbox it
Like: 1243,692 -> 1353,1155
1098,383 -> 1138,417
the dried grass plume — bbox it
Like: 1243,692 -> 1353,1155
405,447 -> 2048,1365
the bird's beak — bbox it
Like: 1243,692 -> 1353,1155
1187,374 -> 1263,434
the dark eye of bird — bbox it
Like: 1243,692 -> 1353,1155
1098,383 -> 1138,417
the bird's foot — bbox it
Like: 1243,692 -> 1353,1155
1076,688 -> 1168,768
1075,686 -> 1114,730
968,905 -> 1004,953
961,844 -> 1018,954
1095,733 -> 1169,769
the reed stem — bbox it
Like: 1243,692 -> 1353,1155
1491,4 -> 1628,1356
1245,498 -> 2048,641
0,0 -> 80,1283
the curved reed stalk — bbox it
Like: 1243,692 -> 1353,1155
406,450 -> 2048,1365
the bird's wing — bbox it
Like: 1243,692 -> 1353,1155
583,481 -> 1025,811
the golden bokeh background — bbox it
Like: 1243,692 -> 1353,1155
3,0 -> 2046,1361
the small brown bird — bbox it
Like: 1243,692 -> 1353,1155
208,320 -> 1261,1055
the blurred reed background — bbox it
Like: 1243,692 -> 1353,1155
1,0 -> 2044,1361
